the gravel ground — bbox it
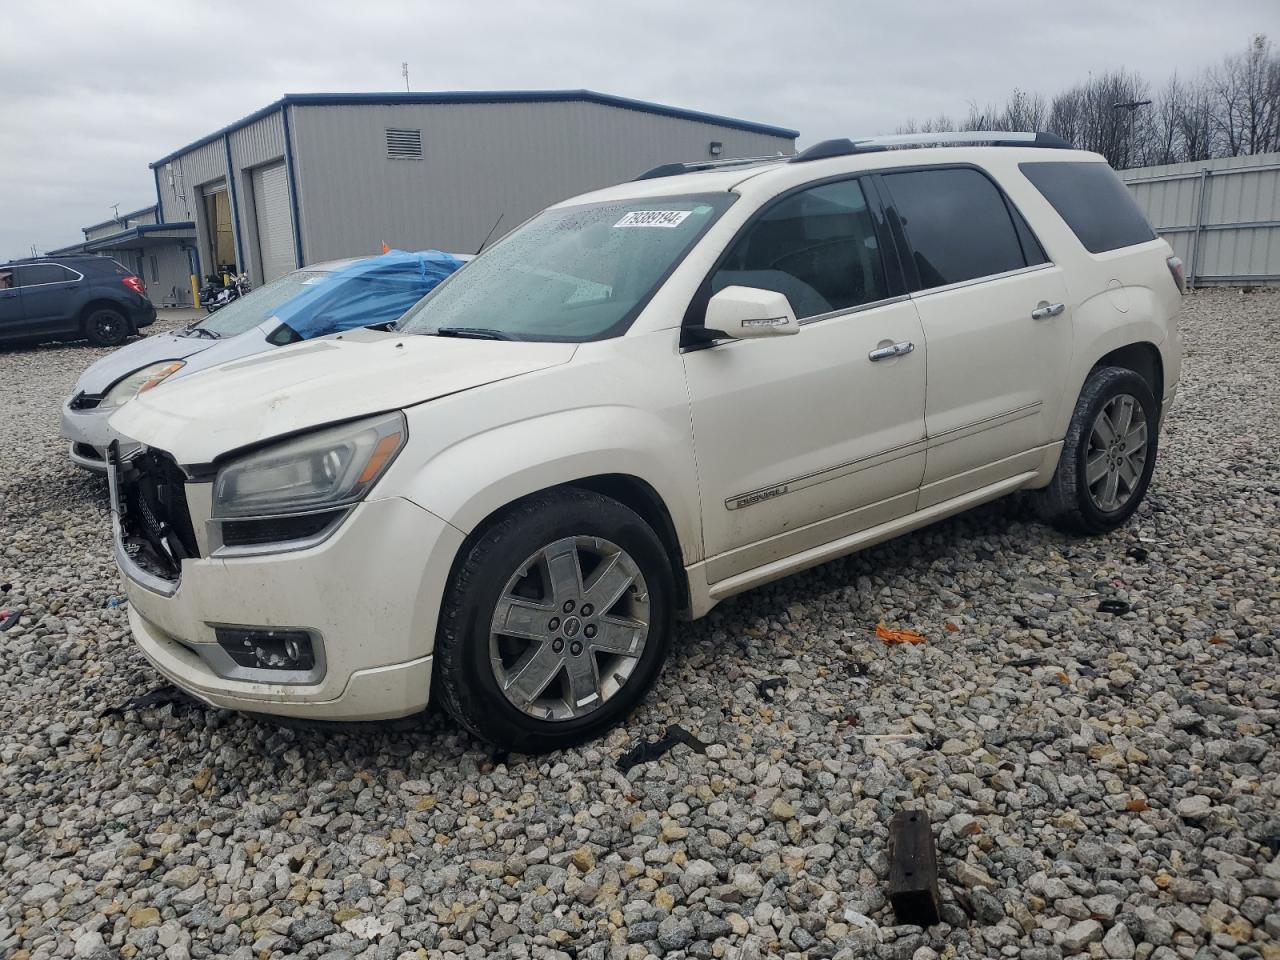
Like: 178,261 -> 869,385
0,292 -> 1277,960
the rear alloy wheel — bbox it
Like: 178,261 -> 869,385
1034,365 -> 1159,534
434,489 -> 674,751
1084,393 -> 1149,513
85,307 -> 129,347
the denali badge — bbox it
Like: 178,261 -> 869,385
727,484 -> 789,510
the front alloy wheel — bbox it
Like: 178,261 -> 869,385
490,536 -> 650,721
434,488 -> 674,751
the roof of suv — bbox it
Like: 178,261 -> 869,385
560,145 -> 1105,208
5,255 -> 126,271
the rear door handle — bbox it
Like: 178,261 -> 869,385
868,341 -> 914,361
1031,302 -> 1065,320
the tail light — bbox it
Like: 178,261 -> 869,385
1166,256 -> 1185,294
122,275 -> 147,297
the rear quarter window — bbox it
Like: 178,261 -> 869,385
1019,161 -> 1156,254
882,167 -> 1033,289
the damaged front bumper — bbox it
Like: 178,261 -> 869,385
107,447 -> 466,721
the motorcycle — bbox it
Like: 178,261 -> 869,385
200,272 -> 250,313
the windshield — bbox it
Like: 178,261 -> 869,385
397,193 -> 735,341
189,269 -> 332,337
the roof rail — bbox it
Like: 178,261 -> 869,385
633,155 -> 785,181
789,131 -> 1072,163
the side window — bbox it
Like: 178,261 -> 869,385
1020,161 -> 1156,254
16,264 -> 76,285
712,179 -> 888,320
883,168 -> 1028,289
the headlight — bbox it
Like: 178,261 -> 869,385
212,412 -> 407,519
101,361 -> 185,408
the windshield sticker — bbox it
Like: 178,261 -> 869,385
614,210 -> 692,229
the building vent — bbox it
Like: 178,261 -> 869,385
386,128 -> 423,160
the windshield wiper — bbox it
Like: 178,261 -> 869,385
181,325 -> 221,340
432,326 -> 515,341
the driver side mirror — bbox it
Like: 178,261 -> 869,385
704,286 -> 799,340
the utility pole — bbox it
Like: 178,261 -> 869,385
401,62 -> 410,92
1113,99 -> 1152,168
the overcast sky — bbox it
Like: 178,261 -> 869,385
2,0 -> 1272,259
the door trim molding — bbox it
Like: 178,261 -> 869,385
927,400 -> 1042,448
909,262 -> 1056,301
700,470 -> 1038,606
725,437 -> 927,510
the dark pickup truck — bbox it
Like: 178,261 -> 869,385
0,255 -> 156,347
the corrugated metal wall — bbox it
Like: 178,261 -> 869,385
229,111 -> 290,285
1122,152 -> 1280,285
154,113 -> 290,286
156,139 -> 227,280
289,100 -> 794,263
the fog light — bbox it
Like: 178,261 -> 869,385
215,627 -> 315,671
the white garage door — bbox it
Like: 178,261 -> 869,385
252,162 -> 295,283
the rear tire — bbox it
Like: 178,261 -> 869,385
1034,365 -> 1159,534
434,488 -> 674,752
84,307 -> 129,347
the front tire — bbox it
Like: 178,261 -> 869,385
434,489 -> 674,752
84,307 -> 129,347
1035,365 -> 1159,534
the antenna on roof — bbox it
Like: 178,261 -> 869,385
401,61 -> 410,92
111,203 -> 121,221
476,213 -> 504,255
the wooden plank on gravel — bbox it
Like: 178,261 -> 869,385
888,809 -> 941,927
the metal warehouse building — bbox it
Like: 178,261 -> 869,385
149,90 -> 798,289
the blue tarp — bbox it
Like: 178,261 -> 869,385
274,250 -> 464,339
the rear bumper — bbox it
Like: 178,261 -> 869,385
131,300 -> 157,329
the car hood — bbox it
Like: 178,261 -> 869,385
108,330 -> 578,464
72,332 -> 213,395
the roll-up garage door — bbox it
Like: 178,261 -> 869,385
252,162 -> 295,283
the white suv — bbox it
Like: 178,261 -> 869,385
107,132 -> 1183,750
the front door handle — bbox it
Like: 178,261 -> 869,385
868,340 -> 915,361
1031,302 -> 1065,320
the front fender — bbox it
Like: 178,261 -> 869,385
397,404 -> 704,565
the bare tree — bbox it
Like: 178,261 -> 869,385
894,32 -> 1278,167
1209,34 -> 1280,155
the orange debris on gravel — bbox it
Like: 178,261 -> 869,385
876,624 -> 926,646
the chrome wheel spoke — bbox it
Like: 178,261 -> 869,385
542,538 -> 584,602
563,650 -> 601,710
1086,451 -> 1110,486
590,615 -> 646,657
1092,411 -> 1118,446
502,642 -> 563,706
583,552 -> 638,611
1117,454 -> 1140,489
1101,469 -> 1121,509
492,596 -> 556,640
1111,396 -> 1135,439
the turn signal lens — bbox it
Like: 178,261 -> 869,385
137,361 -> 186,394
358,432 -> 405,484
